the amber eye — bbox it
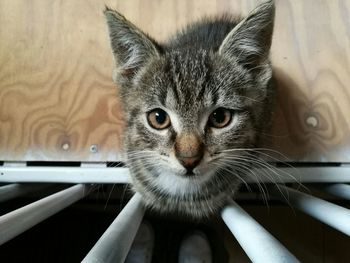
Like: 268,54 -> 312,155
147,108 -> 171,130
208,108 -> 232,128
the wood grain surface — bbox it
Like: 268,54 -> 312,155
0,0 -> 349,161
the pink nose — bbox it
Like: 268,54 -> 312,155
176,154 -> 203,173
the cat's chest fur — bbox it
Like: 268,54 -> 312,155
105,0 -> 275,218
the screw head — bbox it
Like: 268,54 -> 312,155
90,144 -> 98,153
62,143 -> 70,151
306,115 -> 318,128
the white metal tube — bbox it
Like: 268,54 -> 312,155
0,184 -> 26,202
221,200 -> 299,263
82,193 -> 145,263
2,166 -> 350,184
244,166 -> 350,183
317,184 -> 350,200
0,184 -> 92,245
270,185 -> 350,236
0,184 -> 49,202
0,166 -> 130,184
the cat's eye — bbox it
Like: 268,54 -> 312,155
208,108 -> 232,128
147,108 -> 171,130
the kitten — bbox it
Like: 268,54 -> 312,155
104,0 -> 275,218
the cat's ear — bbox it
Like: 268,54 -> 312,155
104,7 -> 160,80
219,0 -> 275,68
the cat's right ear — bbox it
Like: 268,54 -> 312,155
104,7 -> 160,81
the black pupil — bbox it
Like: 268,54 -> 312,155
155,110 -> 167,124
212,109 -> 227,124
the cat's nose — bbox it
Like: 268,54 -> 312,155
176,154 -> 203,174
174,132 -> 204,174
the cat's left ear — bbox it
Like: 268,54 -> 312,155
104,7 -> 160,81
219,0 -> 275,68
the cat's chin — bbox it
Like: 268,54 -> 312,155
138,180 -> 237,219
153,169 -> 215,197
131,168 -> 240,219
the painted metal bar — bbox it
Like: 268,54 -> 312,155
0,166 -> 130,184
245,166 -> 350,183
0,184 -> 27,202
0,184 -> 92,245
316,184 -> 350,200
221,200 -> 299,263
82,193 -> 145,263
270,185 -> 350,236
1,166 -> 350,184
0,184 -> 50,202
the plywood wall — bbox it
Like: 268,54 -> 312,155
0,0 -> 349,162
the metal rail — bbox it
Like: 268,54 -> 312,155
0,184 -> 93,245
82,193 -> 145,263
1,165 -> 350,184
1,164 -> 350,261
221,200 -> 299,263
0,166 -> 129,184
317,183 -> 350,200
270,185 -> 350,236
0,183 -> 50,202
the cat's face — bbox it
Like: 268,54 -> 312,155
105,1 -> 275,218
125,50 -> 263,189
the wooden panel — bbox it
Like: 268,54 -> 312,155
270,0 -> 350,161
0,0 -> 349,161
0,0 -> 124,161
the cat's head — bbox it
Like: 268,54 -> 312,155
104,1 -> 275,218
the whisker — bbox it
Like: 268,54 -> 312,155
223,156 -> 285,198
104,184 -> 116,210
215,158 -> 270,205
219,153 -> 297,205
219,151 -> 302,186
120,183 -> 131,211
213,159 -> 250,189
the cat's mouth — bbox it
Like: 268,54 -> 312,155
181,168 -> 202,178
179,169 -> 215,182
185,171 -> 196,176
182,167 -> 198,177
